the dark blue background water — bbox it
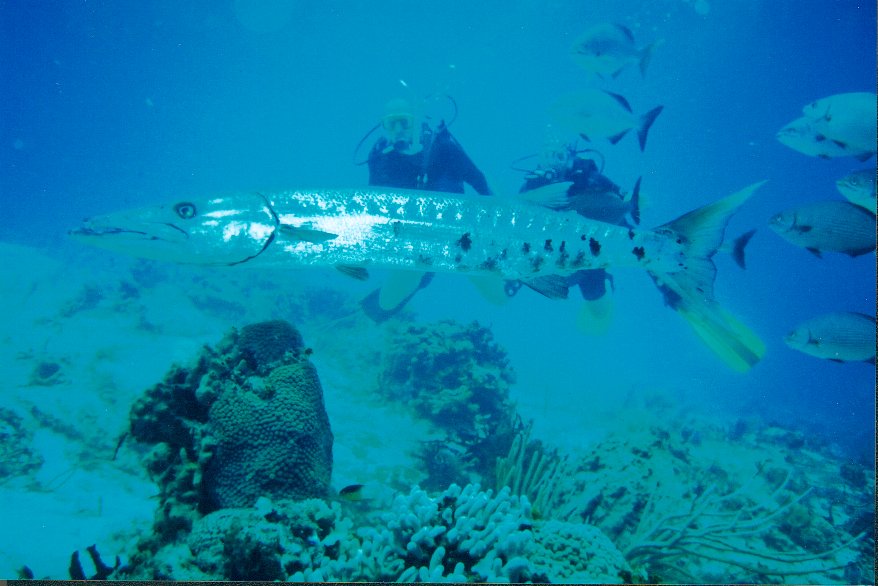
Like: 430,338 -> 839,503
2,1 -> 875,455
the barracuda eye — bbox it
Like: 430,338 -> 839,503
174,202 -> 197,219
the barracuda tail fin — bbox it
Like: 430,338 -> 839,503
649,182 -> 767,371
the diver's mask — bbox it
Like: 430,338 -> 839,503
534,144 -> 575,181
382,112 -> 417,151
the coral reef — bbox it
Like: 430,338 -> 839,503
380,320 -> 519,487
128,319 -> 333,539
536,403 -> 874,583
114,483 -> 631,583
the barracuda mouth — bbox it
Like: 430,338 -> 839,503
70,221 -> 189,242
70,226 -> 149,238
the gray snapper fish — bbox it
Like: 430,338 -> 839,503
551,177 -> 642,227
570,23 -> 661,79
777,92 -> 877,161
71,183 -> 767,371
769,200 -> 876,257
836,168 -> 876,212
549,89 -> 663,151
785,312 -> 876,363
776,116 -> 856,160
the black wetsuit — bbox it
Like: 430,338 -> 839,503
368,123 -> 491,195
520,157 -> 625,301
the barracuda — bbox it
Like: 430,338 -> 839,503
71,183 -> 767,371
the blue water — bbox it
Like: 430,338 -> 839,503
1,0 -> 875,580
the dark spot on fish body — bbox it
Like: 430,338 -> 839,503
480,257 -> 501,272
581,234 -> 587,241
457,232 -> 473,252
572,251 -> 586,268
628,229 -> 635,240
556,241 -> 569,268
454,253 -> 463,264
522,242 -> 531,254
392,221 -> 402,236
544,239 -> 553,252
589,238 -> 601,256
632,246 -> 645,260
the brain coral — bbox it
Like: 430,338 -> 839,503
204,360 -> 333,508
128,319 -> 332,537
237,320 -> 304,374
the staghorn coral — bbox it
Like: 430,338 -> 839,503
380,320 -> 519,487
127,319 -> 332,542
114,482 -> 631,583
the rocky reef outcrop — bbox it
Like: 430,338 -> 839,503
380,320 -> 519,488
128,320 -> 333,540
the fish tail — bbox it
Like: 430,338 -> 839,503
636,106 -> 664,151
731,228 -> 757,269
639,39 -> 661,77
648,182 -> 767,371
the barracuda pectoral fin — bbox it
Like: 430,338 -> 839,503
279,224 -> 338,242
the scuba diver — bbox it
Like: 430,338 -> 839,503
366,97 -> 492,195
355,96 -> 492,320
515,138 -> 641,334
